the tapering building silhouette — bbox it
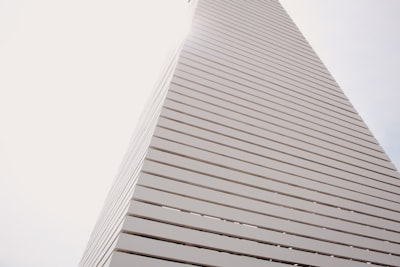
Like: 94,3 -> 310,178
80,1 -> 400,266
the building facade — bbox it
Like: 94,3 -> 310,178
80,0 -> 400,266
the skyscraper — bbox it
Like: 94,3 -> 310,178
80,0 -> 400,266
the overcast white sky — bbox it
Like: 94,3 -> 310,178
0,1 -> 399,266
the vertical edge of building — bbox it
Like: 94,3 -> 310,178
79,2 -> 198,266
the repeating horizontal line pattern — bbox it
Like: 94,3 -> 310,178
79,32 -> 185,267
87,0 -> 400,266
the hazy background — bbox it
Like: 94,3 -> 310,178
0,0 -> 398,266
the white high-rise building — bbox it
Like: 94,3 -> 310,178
80,1 -> 400,266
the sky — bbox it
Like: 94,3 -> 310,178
0,1 -> 399,266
